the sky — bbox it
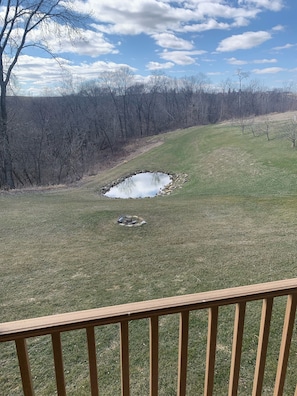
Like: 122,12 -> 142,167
8,0 -> 297,95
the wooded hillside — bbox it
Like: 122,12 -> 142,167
3,71 -> 297,188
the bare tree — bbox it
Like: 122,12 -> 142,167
235,68 -> 250,117
0,0 -> 84,189
237,116 -> 254,134
283,118 -> 297,148
99,67 -> 135,140
260,117 -> 272,141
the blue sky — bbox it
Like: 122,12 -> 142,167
9,0 -> 297,95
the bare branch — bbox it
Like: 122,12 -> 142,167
0,0 -> 88,188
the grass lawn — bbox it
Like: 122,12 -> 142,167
1,112 -> 297,395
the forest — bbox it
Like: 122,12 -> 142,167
2,69 -> 297,189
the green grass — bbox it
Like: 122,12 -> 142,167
1,112 -> 297,394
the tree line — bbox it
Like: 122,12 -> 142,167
2,69 -> 297,189
0,1 -> 296,190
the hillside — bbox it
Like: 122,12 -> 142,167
1,111 -> 297,395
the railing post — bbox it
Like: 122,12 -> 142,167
204,306 -> 218,396
120,320 -> 130,396
228,302 -> 246,396
177,311 -> 189,396
274,294 -> 297,396
52,332 -> 66,396
150,316 -> 159,396
252,298 -> 273,396
15,338 -> 35,396
86,326 -> 99,396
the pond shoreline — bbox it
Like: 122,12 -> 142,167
101,170 -> 188,198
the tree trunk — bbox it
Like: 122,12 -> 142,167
0,82 -> 15,189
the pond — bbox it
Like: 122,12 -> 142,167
104,172 -> 172,198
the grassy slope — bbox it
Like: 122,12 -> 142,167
1,113 -> 297,395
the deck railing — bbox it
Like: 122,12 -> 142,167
1,278 -> 297,395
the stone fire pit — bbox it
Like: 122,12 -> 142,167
118,215 -> 146,227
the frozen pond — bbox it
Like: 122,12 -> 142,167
104,172 -> 171,198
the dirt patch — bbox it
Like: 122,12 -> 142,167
221,111 -> 297,126
95,137 -> 164,172
253,111 -> 297,123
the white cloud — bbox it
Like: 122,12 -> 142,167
227,57 -> 278,65
54,28 -> 119,57
272,25 -> 285,31
217,31 -> 271,52
152,33 -> 194,50
184,19 -> 231,33
70,0 -> 190,35
238,0 -> 284,12
253,58 -> 277,64
70,0 -> 275,37
207,72 -> 224,76
2,10 -> 119,59
160,50 -> 206,65
146,61 -> 174,70
226,57 -> 248,65
252,67 -> 285,74
196,1 -> 259,20
13,55 -> 135,95
231,17 -> 251,28
273,43 -> 296,51
29,23 -> 119,57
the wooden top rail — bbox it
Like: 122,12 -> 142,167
1,278 -> 297,342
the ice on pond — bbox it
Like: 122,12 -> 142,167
104,172 -> 171,198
